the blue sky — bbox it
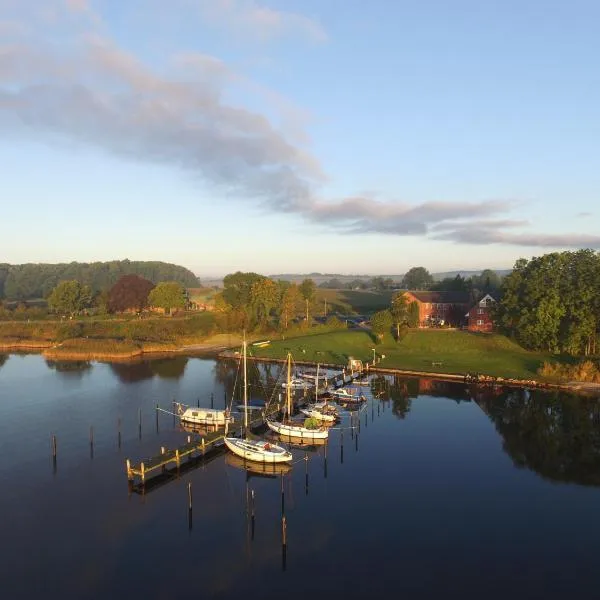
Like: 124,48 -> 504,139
1,0 -> 599,277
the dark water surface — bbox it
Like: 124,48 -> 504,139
2,353 -> 600,599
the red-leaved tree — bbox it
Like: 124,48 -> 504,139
108,274 -> 155,313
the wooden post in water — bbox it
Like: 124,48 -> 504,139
117,418 -> 122,449
197,397 -> 200,408
155,404 -> 159,434
51,434 -> 57,473
89,426 -> 94,458
138,408 -> 142,439
281,515 -> 287,572
305,453 -> 309,496
126,458 -> 132,481
280,474 -> 285,515
140,461 -> 145,483
161,446 -> 166,472
250,489 -> 255,541
188,482 -> 193,530
355,432 -> 359,452
211,393 -> 214,409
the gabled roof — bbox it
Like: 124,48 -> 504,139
404,290 -> 471,304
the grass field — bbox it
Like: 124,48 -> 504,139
315,288 -> 393,315
251,329 -> 564,380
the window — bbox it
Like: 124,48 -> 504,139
477,319 -> 484,326
478,308 -> 484,314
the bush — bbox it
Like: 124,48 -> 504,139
538,360 -> 600,383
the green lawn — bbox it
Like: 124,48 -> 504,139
251,329 -> 561,380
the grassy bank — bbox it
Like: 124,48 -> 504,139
251,329 -> 564,381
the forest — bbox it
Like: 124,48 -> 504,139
0,260 -> 199,300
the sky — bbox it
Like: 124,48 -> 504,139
1,0 -> 599,278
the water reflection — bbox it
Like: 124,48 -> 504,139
0,353 -> 8,369
109,356 -> 189,383
45,359 -> 93,377
225,452 -> 293,478
475,386 -> 600,486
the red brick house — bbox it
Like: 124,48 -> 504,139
402,291 -> 471,327
466,294 -> 496,332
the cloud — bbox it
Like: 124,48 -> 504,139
199,0 -> 327,42
576,211 -> 593,218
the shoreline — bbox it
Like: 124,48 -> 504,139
2,337 -> 598,396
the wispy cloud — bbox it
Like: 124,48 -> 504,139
199,0 -> 327,42
576,211 -> 593,218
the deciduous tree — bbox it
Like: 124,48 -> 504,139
371,309 -> 393,341
47,280 -> 92,316
402,267 -> 433,290
108,274 -> 154,313
148,281 -> 187,314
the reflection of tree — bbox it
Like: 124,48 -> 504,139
109,357 -> 188,383
0,354 -> 8,369
45,360 -> 92,376
475,388 -> 600,486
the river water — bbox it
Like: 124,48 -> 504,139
1,353 -> 600,599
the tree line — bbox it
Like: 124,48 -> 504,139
0,260 -> 199,300
495,249 -> 600,356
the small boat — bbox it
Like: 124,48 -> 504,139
281,378 -> 313,390
224,339 -> 292,465
328,388 -> 366,404
300,404 -> 338,423
175,403 -> 233,426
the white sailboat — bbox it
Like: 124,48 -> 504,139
267,354 -> 329,441
224,340 -> 292,464
300,363 -> 339,423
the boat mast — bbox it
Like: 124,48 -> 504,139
243,337 -> 248,431
286,352 -> 292,419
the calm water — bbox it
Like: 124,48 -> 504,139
2,353 -> 600,599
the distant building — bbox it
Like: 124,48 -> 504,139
402,291 -> 471,327
466,294 -> 496,332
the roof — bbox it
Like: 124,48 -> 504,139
404,290 -> 471,304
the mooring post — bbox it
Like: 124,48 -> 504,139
161,446 -> 166,472
355,432 -> 359,452
51,434 -> 57,473
188,482 -> 193,530
117,417 -> 122,449
126,458 -> 132,481
281,515 -> 287,572
211,393 -> 214,409
305,453 -> 309,496
89,426 -> 94,458
138,408 -> 142,439
251,489 -> 255,541
187,435 -> 191,444
197,397 -> 200,408
281,475 -> 285,515
155,404 -> 159,434
224,390 -> 227,407
202,438 -> 206,455
141,461 -> 145,483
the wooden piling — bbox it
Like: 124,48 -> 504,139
117,417 -> 122,449
281,475 -> 285,515
155,404 -> 159,433
126,458 -> 132,480
89,426 -> 94,458
138,408 -> 142,439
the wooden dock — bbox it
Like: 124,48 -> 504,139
126,363 -> 371,485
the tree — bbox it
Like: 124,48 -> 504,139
108,274 -> 155,313
431,274 -> 471,293
407,301 -> 420,327
390,292 -> 409,339
370,309 -> 393,341
222,272 -> 265,309
148,281 -> 187,314
47,280 -> 92,316
250,278 -> 279,327
402,267 -> 433,290
299,278 -> 316,322
278,282 -> 300,330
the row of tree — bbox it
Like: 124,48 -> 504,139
46,275 -> 188,316
0,260 -> 199,300
496,249 -> 600,355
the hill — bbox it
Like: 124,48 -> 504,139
0,260 -> 200,300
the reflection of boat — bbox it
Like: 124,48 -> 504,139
329,388 -> 366,404
224,340 -> 292,464
267,353 -> 329,441
175,402 -> 233,426
225,453 -> 292,477
180,422 -> 221,436
267,432 -> 328,449
297,371 -> 329,384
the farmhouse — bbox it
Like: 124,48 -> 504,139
466,294 -> 496,332
402,291 -> 471,327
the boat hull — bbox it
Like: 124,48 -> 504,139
299,407 -> 337,423
224,436 -> 292,463
266,419 -> 329,440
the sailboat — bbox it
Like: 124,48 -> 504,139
267,353 -> 330,441
224,340 -> 292,464
300,363 -> 339,423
